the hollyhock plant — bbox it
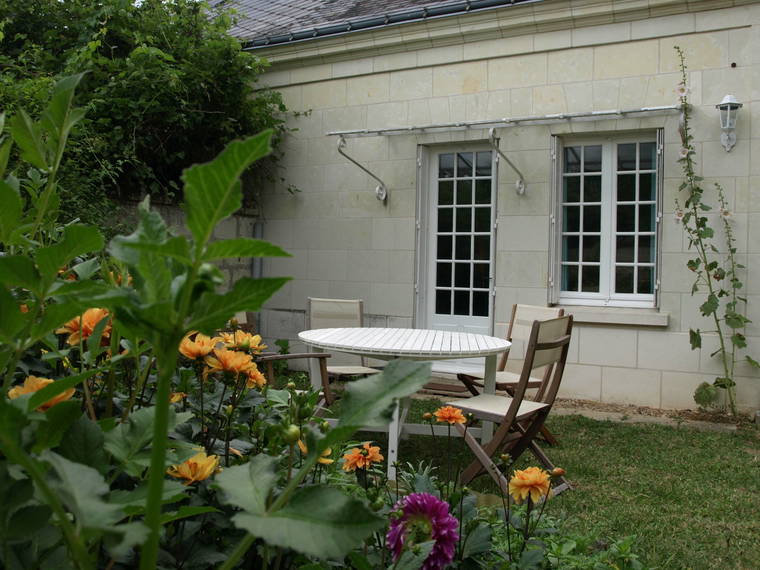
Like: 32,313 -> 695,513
387,493 -> 459,570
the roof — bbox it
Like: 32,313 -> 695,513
214,0 -> 542,48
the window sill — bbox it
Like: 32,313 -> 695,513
557,305 -> 669,327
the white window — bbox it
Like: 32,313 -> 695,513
550,133 -> 663,308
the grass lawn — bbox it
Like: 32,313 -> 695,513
386,398 -> 760,569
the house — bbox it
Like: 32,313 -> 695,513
226,0 -> 760,411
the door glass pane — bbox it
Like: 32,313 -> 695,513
615,266 -> 634,293
454,291 -> 469,315
436,263 -> 451,287
617,174 -> 635,201
563,177 -> 580,202
456,180 -> 472,204
584,145 -> 602,172
475,151 -> 492,176
457,153 -> 473,177
455,236 -> 471,260
585,176 -> 602,202
562,264 -> 578,291
437,236 -> 452,259
639,173 -> 655,201
473,207 -> 490,232
583,235 -> 600,262
439,154 -> 454,178
638,266 -> 653,294
616,236 -> 635,262
618,143 -> 636,171
638,235 -> 653,263
436,290 -> 451,314
564,206 -> 580,232
437,208 -> 453,232
583,205 -> 601,232
563,235 -> 579,262
475,179 -> 490,203
564,146 -> 581,173
473,263 -> 489,288
438,181 -> 454,205
473,292 -> 489,316
639,142 -> 656,170
639,204 -> 655,231
473,236 -> 489,260
581,265 -> 599,292
454,263 -> 470,287
456,208 -> 472,232
617,205 -> 635,231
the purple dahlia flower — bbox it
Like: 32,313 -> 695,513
386,493 -> 459,570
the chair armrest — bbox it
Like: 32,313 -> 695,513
257,352 -> 332,362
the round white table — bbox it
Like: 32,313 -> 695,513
298,327 -> 510,478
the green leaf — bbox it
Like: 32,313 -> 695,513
724,311 -> 747,329
215,455 -> 277,514
186,276 -> 289,333
232,485 -> 384,560
746,355 -> 760,369
699,294 -> 719,317
9,109 -> 47,169
461,523 -> 491,558
394,541 -> 435,570
56,415 -> 108,474
159,506 -> 219,525
202,238 -> 290,262
120,236 -> 192,265
688,328 -> 701,350
28,369 -> 100,412
182,130 -> 272,249
36,224 -> 103,280
110,481 -> 188,515
0,286 -> 26,343
32,401 -> 83,453
0,180 -> 23,243
4,505 -> 53,540
40,74 -> 86,153
42,451 -> 123,529
0,255 -> 41,292
731,333 -> 747,349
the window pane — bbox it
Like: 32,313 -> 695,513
476,151 -> 492,176
585,176 -> 602,202
455,236 -> 470,260
562,265 -> 578,291
437,236 -> 452,259
454,291 -> 469,315
638,266 -> 654,294
583,236 -> 600,262
584,145 -> 602,172
581,265 -> 599,292
439,154 -> 454,178
617,205 -> 635,231
616,266 -> 634,293
437,208 -> 453,232
473,263 -> 489,288
473,236 -> 490,260
438,181 -> 454,205
457,153 -> 473,177
638,235 -> 653,263
563,235 -> 579,262
564,146 -> 581,173
436,290 -> 451,314
455,263 -> 470,287
639,204 -> 655,231
456,207 -> 472,232
436,263 -> 452,287
583,205 -> 601,232
474,207 -> 490,232
456,180 -> 472,204
563,177 -> 580,202
639,142 -> 656,170
475,179 -> 491,204
617,174 -> 636,201
473,291 -> 489,316
616,236 -> 635,262
639,173 -> 655,201
618,143 -> 636,171
564,206 -> 580,232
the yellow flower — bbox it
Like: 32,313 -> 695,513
166,451 -> 221,485
245,366 -> 267,389
56,308 -> 111,346
434,405 -> 466,425
204,348 -> 255,378
169,392 -> 187,403
8,376 -> 75,411
508,467 -> 551,504
179,332 -> 219,360
342,442 -> 383,472
297,440 -> 334,464
217,330 -> 267,353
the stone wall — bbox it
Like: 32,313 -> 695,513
252,0 -> 760,411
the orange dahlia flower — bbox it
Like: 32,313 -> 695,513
297,440 -> 334,465
166,451 -> 220,485
245,366 -> 267,389
179,332 -> 219,360
217,330 -> 267,353
169,392 -> 188,404
342,442 -> 384,472
204,348 -> 255,377
508,467 -> 551,504
8,376 -> 75,411
433,405 -> 466,424
56,308 -> 111,346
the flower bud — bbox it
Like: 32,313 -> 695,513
282,424 -> 300,444
551,467 -> 566,477
422,412 -> 433,420
286,381 -> 297,390
320,420 -> 330,433
225,405 -> 234,417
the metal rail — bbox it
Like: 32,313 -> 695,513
489,127 -> 526,195
337,135 -> 388,203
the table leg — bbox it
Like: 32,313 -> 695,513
481,354 -> 497,442
387,401 -> 401,481
306,347 -> 325,392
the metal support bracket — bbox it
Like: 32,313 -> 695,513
337,136 -> 388,202
489,128 -> 526,195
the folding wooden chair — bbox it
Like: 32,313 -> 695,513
308,298 -> 379,378
456,304 -> 564,445
447,315 -> 573,496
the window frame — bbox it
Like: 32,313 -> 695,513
549,131 -> 664,308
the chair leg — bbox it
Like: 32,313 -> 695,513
456,373 -> 482,397
456,423 -> 509,496
538,425 -> 559,446
528,440 -> 572,495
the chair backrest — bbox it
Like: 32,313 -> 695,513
503,315 -> 573,425
499,304 -> 564,370
308,298 -> 366,366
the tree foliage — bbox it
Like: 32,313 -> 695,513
0,0 -> 287,231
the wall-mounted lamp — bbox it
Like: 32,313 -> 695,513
716,94 -> 742,152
